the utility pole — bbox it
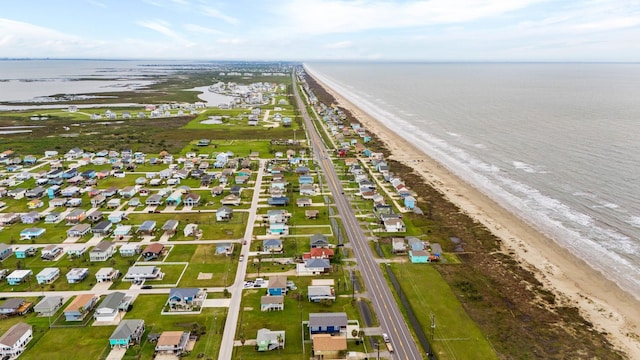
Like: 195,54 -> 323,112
430,314 -> 436,340
375,341 -> 380,360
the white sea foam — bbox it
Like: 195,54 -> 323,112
512,161 -> 538,173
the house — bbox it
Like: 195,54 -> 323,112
307,285 -> 336,302
308,248 -> 334,259
256,328 -> 285,351
0,244 -> 13,261
305,210 -> 320,219
221,194 -> 241,206
67,223 -> 91,237
34,296 -> 63,317
142,243 -> 164,261
138,220 -> 156,235
0,322 -> 33,358
91,194 -> 107,207
296,198 -> 312,207
155,331 -> 190,355
108,211 -> 125,223
167,288 -> 206,311
44,211 -> 63,223
299,175 -> 314,184
297,258 -> 331,275
66,244 -> 88,258
13,245 -> 36,259
260,296 -> 284,312
404,195 -> 416,209
216,206 -> 233,222
66,268 -> 89,283
184,223 -> 198,237
27,198 -> 44,209
392,238 -> 407,254
124,266 -> 163,282
263,239 -> 283,253
87,210 -> 104,223
407,237 -> 425,251
109,319 -> 145,349
90,240 -> 116,261
106,198 -> 121,209
7,270 -> 32,285
409,250 -> 430,264
20,211 -> 40,224
161,219 -> 179,235
36,267 -> 60,284
0,298 -> 26,315
95,267 -> 120,283
41,245 -> 63,260
166,190 -> 182,206
64,294 -> 98,321
383,218 -> 406,233
299,184 -> 316,196
310,234 -> 330,248
312,334 -> 347,359
145,194 -> 163,206
113,225 -> 132,239
267,197 -> 288,206
119,186 -> 137,198
215,243 -> 233,255
65,209 -> 86,224
94,291 -> 126,322
119,243 -> 142,257
19,227 -> 45,240
183,193 -> 201,206
92,221 -> 113,235
267,276 -> 287,296
308,312 -> 348,336
0,213 -> 19,226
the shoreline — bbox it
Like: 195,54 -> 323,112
305,67 -> 640,358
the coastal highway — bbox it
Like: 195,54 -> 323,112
294,72 -> 424,359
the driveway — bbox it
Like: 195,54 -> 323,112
105,347 -> 126,360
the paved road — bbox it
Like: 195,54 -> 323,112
294,72 -> 424,359
218,159 -> 266,360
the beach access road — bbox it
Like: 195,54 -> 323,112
293,72 -> 425,360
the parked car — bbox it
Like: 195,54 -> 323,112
239,255 -> 244,262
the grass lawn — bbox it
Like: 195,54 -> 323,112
22,326 -> 114,360
178,245 -> 238,288
122,295 -> 226,359
389,263 -> 497,360
124,212 -> 246,240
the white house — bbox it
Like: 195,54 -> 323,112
95,267 -> 120,283
124,266 -> 163,282
0,322 -> 32,358
36,267 -> 60,285
90,240 -> 116,262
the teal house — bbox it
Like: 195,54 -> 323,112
409,250 -> 430,264
109,319 -> 145,349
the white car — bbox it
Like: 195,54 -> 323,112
382,333 -> 390,343
239,255 -> 244,262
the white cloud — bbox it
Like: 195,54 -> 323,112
201,6 -> 238,25
325,40 -> 353,49
277,0 -> 547,35
0,18 -> 96,57
136,19 -> 187,42
217,37 -> 247,45
183,23 -> 223,35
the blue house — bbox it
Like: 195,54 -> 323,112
362,149 -> 372,157
47,185 -> 61,199
267,276 -> 287,296
268,223 -> 288,236
407,237 -> 425,251
409,250 -> 429,264
14,245 -> 36,259
298,175 -> 314,185
0,244 -> 13,261
20,227 -> 46,240
109,319 -> 145,349
267,197 -> 289,206
404,196 -> 416,210
308,312 -> 348,335
166,191 -> 182,206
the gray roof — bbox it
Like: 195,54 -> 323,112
308,286 -> 333,297
34,296 -> 63,311
310,233 -> 329,245
169,288 -> 200,300
110,319 -> 144,341
308,312 -> 347,327
305,258 -> 330,268
98,291 -> 125,311
161,219 -> 179,231
139,220 -> 156,232
0,322 -> 32,347
91,240 -> 113,252
263,239 -> 282,247
256,328 -> 285,344
0,298 -> 25,310
260,295 -> 284,305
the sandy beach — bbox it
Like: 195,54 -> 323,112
308,72 -> 640,358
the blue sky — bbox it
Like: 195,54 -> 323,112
1,0 -> 639,61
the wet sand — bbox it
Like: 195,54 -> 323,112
307,70 -> 640,358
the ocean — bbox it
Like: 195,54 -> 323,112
304,62 -> 640,300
